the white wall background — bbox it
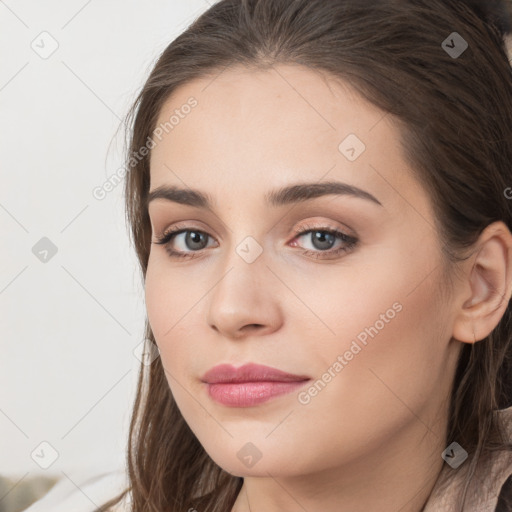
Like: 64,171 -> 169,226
0,0 -> 213,481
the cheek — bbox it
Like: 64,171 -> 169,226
145,251 -> 196,334
144,259 -> 170,340
302,261 -> 450,436
144,255 -> 212,390
144,258 -> 190,355
293,244 -> 449,407
264,271 -> 451,474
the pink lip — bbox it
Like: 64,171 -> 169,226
201,363 -> 311,407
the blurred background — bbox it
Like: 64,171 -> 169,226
0,1 -> 212,510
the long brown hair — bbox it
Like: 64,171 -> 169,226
99,1 -> 512,510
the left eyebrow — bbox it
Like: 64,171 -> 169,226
266,181 -> 383,207
147,180 -> 383,210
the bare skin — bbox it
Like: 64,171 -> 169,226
144,64 -> 512,512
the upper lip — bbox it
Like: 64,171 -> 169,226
201,363 -> 311,384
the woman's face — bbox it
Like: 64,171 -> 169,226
145,64 -> 461,478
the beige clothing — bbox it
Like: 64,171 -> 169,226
423,406 -> 512,511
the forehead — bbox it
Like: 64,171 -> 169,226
148,64 -> 431,219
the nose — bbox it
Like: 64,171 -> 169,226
206,246 -> 283,340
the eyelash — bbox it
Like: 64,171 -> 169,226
152,222 -> 358,261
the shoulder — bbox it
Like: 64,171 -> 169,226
424,406 -> 512,512
23,467 -> 129,512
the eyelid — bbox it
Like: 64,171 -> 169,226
154,220 -> 216,240
289,220 -> 352,238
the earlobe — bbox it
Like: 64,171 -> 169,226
452,222 -> 512,344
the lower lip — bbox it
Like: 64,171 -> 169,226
206,380 -> 309,407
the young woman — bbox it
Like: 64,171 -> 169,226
89,0 -> 512,510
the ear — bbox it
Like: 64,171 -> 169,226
452,221 -> 512,344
